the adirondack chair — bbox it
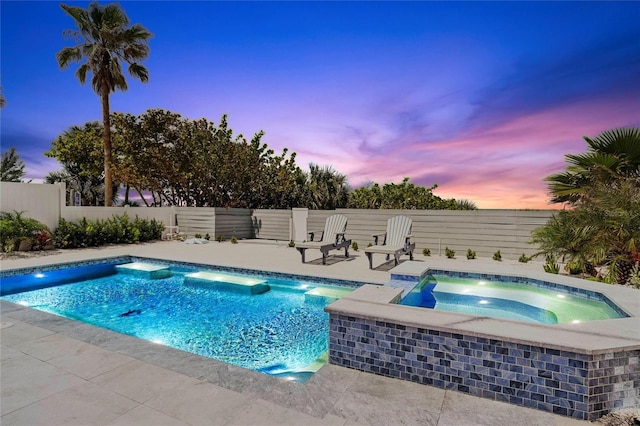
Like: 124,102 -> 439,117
364,215 -> 415,269
296,214 -> 351,265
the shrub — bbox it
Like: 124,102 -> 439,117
565,262 -> 583,275
466,249 -> 476,260
195,233 -> 202,239
493,250 -> 502,261
288,240 -> 295,247
422,247 -> 431,256
230,235 -> 238,244
204,233 -> 211,241
518,253 -> 530,263
543,254 -> 560,274
53,214 -> 163,249
0,211 -> 49,252
351,241 -> 359,251
445,247 -> 455,259
217,235 -> 225,242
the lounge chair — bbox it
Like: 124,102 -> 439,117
296,214 -> 351,265
364,215 -> 415,269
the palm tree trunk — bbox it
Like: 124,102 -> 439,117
101,86 -> 113,207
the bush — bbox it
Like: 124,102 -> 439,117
492,250 -> 502,261
422,247 -> 431,256
288,240 -> 295,247
518,253 -> 530,263
351,241 -> 359,251
543,254 -> 560,274
445,247 -> 455,259
466,249 -> 476,260
1,211 -> 49,252
53,214 -> 164,249
217,235 -> 225,242
230,235 -> 238,244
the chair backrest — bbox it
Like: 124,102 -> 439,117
322,214 -> 348,243
386,216 -> 412,247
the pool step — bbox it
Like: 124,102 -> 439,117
116,262 -> 172,279
304,287 -> 353,303
184,271 -> 270,295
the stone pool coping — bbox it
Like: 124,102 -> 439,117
325,262 -> 640,354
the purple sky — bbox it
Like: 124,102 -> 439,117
1,1 -> 639,209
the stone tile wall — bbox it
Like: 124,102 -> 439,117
328,314 -> 640,420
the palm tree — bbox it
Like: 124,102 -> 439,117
304,164 -> 350,210
56,1 -> 152,206
1,147 -> 26,182
545,127 -> 640,205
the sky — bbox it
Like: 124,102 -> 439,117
1,1 -> 639,209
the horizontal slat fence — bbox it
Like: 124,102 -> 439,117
309,209 -> 553,260
214,208 -> 253,240
252,209 -> 291,240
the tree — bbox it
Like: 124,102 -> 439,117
545,127 -> 640,205
1,147 -> 26,182
57,1 -> 152,206
533,127 -> 640,285
348,178 -> 477,210
303,164 -> 350,210
46,122 -> 118,206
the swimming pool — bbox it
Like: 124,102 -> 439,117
400,274 -> 626,324
0,258 -> 358,381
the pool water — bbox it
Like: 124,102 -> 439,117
1,261 -> 355,381
400,275 -> 625,324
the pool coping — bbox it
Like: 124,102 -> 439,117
325,262 -> 640,355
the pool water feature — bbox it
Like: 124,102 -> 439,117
400,274 -> 626,324
0,261 -> 356,381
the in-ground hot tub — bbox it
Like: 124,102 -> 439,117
325,261 -> 640,421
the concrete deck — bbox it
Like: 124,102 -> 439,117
0,240 -> 599,425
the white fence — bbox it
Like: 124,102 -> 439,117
0,182 -> 555,258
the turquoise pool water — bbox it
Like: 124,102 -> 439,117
1,261 -> 355,381
401,275 -> 626,324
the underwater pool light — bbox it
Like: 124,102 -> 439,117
34,273 -> 45,278
18,301 -> 29,306
557,294 -> 566,299
478,281 -> 486,286
479,300 -> 489,305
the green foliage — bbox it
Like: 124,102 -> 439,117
0,211 -> 49,252
543,254 -> 560,274
1,147 -> 26,182
109,110 -> 307,208
53,214 -> 163,249
533,179 -> 639,284
288,240 -> 295,248
348,177 -> 477,210
422,247 -> 431,256
545,127 -> 640,205
195,233 -> 202,239
445,247 -> 455,259
518,253 -> 530,263
492,250 -> 502,261
351,241 -> 359,251
466,249 -> 476,260
565,262 -> 583,275
45,122 -> 118,206
217,235 -> 225,242
204,233 -> 211,241
230,236 -> 238,244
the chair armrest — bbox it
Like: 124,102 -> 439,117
371,232 -> 386,246
307,230 -> 324,242
334,232 -> 346,245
